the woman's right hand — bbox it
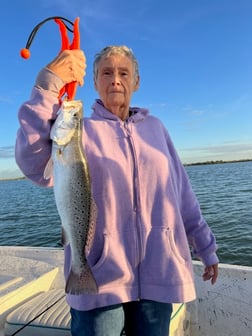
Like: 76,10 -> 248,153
47,49 -> 87,86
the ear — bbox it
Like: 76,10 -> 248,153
93,77 -> 98,91
133,75 -> 140,92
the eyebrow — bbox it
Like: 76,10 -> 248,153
101,66 -> 130,72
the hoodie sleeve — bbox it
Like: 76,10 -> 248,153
163,125 -> 219,267
15,68 -> 63,186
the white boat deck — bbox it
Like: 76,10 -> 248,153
0,246 -> 251,336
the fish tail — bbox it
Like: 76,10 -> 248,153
65,263 -> 98,295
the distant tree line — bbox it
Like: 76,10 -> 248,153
184,158 -> 252,166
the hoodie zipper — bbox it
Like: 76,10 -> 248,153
123,119 -> 143,298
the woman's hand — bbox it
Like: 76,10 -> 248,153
47,49 -> 86,86
202,263 -> 218,284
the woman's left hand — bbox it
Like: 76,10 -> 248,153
202,263 -> 218,284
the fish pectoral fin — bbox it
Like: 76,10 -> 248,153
43,157 -> 54,180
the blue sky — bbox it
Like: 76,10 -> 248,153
0,0 -> 251,179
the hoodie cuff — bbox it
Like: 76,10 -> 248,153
202,253 -> 219,267
35,67 -> 65,97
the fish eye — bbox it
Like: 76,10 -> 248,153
72,110 -> 78,118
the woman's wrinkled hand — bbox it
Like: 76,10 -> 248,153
47,49 -> 86,86
202,263 -> 218,284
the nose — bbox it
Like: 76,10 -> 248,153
111,74 -> 120,86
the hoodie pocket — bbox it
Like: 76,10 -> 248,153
91,232 -> 109,270
91,232 -> 132,287
141,227 -> 191,285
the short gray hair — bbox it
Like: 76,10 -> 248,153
93,45 -> 139,80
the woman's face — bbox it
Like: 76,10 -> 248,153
94,54 -> 139,120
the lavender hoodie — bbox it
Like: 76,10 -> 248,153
15,73 -> 219,311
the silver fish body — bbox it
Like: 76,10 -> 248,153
48,100 -> 98,295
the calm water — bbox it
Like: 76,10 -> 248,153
0,161 -> 252,266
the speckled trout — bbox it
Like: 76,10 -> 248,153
44,100 -> 98,295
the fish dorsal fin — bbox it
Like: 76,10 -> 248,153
43,156 -> 54,180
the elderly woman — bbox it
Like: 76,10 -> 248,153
15,45 -> 219,336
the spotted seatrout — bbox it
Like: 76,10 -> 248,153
44,100 -> 98,295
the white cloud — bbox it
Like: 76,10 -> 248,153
0,168 -> 24,180
179,141 -> 252,164
0,146 -> 15,159
0,96 -> 12,104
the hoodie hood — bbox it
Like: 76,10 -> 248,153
91,99 -> 149,123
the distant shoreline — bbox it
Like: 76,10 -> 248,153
1,159 -> 252,182
0,176 -> 26,182
183,158 -> 252,166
